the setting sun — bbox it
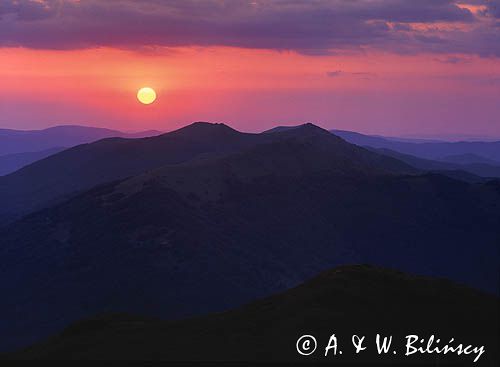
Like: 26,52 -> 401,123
137,87 -> 157,105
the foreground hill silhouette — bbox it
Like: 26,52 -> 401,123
9,265 -> 499,364
0,122 -> 411,224
1,123 -> 499,352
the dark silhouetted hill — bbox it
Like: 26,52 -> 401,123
8,265 -> 499,364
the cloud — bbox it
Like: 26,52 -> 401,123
326,70 -> 377,79
434,56 -> 471,64
351,72 -> 377,77
0,0 -> 498,56
326,71 -> 343,77
481,0 -> 500,18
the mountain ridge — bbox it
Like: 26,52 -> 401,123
332,129 -> 500,163
0,125 -> 162,176
0,125 -> 161,156
0,122 -> 414,224
0,147 -> 67,176
0,122 -> 264,224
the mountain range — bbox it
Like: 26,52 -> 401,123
0,125 -> 160,156
0,122 -> 499,353
267,126 -> 500,179
366,148 -> 500,182
0,147 -> 66,176
3,124 -> 499,179
0,126 -> 160,176
0,123 -> 411,225
332,129 -> 500,164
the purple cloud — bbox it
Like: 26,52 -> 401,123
326,71 -> 343,77
0,0 -> 498,56
477,0 -> 500,18
434,56 -> 470,64
327,71 -> 377,79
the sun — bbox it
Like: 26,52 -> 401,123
137,87 -> 157,105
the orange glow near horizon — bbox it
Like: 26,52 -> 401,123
0,46 -> 499,136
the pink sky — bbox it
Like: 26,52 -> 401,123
1,1 -> 499,137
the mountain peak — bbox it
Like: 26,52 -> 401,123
186,121 -> 237,130
167,121 -> 243,138
269,123 -> 343,144
294,122 -> 330,134
264,123 -> 329,135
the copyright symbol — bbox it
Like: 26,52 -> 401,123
296,335 -> 317,356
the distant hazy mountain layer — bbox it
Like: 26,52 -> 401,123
332,129 -> 500,164
0,125 -> 160,156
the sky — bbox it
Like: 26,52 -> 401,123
0,0 -> 499,138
